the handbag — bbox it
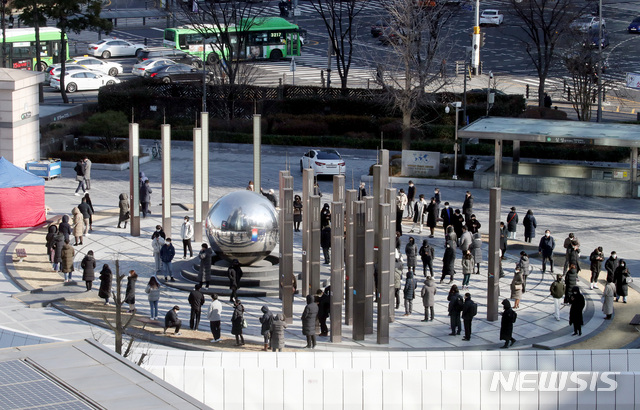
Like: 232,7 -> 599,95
242,318 -> 248,328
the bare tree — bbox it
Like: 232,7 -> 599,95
103,259 -> 135,356
562,45 -> 611,122
508,0 -> 588,107
310,0 -> 367,90
378,0 -> 456,150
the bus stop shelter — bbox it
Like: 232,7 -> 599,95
458,117 -> 640,198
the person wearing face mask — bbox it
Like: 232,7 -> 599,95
406,181 -> 415,219
151,226 -> 165,276
614,259 -> 631,303
440,202 -> 454,235
409,195 -> 427,234
181,216 -> 194,259
538,230 -> 555,273
605,251 -> 619,283
433,188 -> 441,218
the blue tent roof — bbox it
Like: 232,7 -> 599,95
0,157 -> 45,188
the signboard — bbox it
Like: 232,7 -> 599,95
626,72 -> 640,90
401,150 -> 440,177
545,136 -> 594,145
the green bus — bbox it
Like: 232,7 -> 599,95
163,17 -> 301,65
1,27 -> 67,71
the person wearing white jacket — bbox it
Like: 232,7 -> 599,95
206,294 -> 223,342
181,216 -> 194,259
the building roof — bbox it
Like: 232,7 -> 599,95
458,117 -> 640,147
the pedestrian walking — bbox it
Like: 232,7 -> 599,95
188,284 -> 205,330
317,286 -> 330,336
506,207 -> 518,239
614,260 -> 631,303
605,251 -> 619,283
462,191 -> 473,223
73,159 -> 86,195
160,238 -> 176,282
550,275 -> 565,321
603,278 -> 615,319
124,270 -> 137,313
71,207 -> 84,246
538,230 -> 555,273
461,250 -> 474,291
231,300 -> 245,345
394,252 -> 403,309
420,277 -> 437,322
564,264 -> 578,304
406,181 -> 415,219
440,243 -> 456,284
181,216 -> 194,259
589,247 -> 604,290
410,195 -> 427,233
270,313 -> 287,352
77,197 -> 92,237
228,259 -> 243,304
419,239 -> 434,277
61,239 -> 75,282
461,293 -> 477,341
396,189 -> 407,233
447,285 -> 463,336
198,243 -> 213,288
206,294 -> 222,342
80,250 -> 96,291
405,236 -> 418,276
139,171 -> 148,187
117,193 -> 129,229
98,264 -> 112,305
140,179 -> 152,217
301,294 -> 318,348
510,266 -> 524,309
83,157 -> 92,190
321,226 -> 331,264
293,195 -> 303,232
500,299 -> 517,348
403,270 -> 417,316
259,305 -> 275,350
569,287 -> 585,336
145,276 -> 160,320
522,210 -> 537,243
163,305 -> 182,336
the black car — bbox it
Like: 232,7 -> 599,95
145,64 -> 213,83
137,47 -> 202,67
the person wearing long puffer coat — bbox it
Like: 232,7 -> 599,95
118,193 -> 130,229
259,305 -> 274,351
124,270 -> 137,313
51,229 -> 65,272
71,207 -> 84,246
420,277 -> 437,322
564,264 -> 578,304
614,260 -> 631,303
231,300 -> 245,346
46,225 -> 58,263
198,243 -> 213,288
58,215 -> 72,243
270,313 -> 287,352
98,264 -> 112,305
569,287 -> 585,336
440,243 -> 456,284
470,233 -> 482,275
500,299 -> 517,348
403,271 -> 417,316
603,278 -> 615,319
301,294 -> 318,348
522,210 -> 537,243
405,237 -> 418,276
60,239 -> 75,282
81,250 -> 96,291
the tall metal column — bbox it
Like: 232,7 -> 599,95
494,139 -> 502,188
201,112 -> 209,224
380,149 -> 389,192
487,187 -> 501,321
253,114 -> 261,193
333,174 -> 345,203
385,187 -> 396,323
352,200 -> 366,340
161,124 -> 171,236
309,195 -> 321,294
372,165 -> 381,231
301,168 -> 314,296
364,196 -> 374,335
193,128 -> 203,242
344,189 -> 356,325
330,201 -> 344,343
278,169 -> 292,302
129,123 -> 140,237
512,140 -> 520,175
280,175 -> 294,324
630,147 -> 638,198
376,202 -> 391,344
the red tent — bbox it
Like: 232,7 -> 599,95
0,157 -> 46,228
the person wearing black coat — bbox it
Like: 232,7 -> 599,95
447,285 -> 463,336
124,270 -> 137,313
522,210 -> 537,243
425,198 -> 437,238
605,252 -> 619,283
293,195 -> 303,232
614,259 -> 631,303
506,207 -> 518,239
228,259 -> 243,303
198,243 -> 213,288
405,237 -> 418,276
440,203 -> 454,234
51,230 -> 65,272
452,209 -> 464,240
466,214 -> 481,235
81,250 -> 96,291
403,271 -> 417,316
589,247 -> 604,290
500,299 -> 517,348
140,179 -> 152,218
564,265 -> 578,304
98,264 -> 112,305
440,243 -> 456,283
45,225 -> 58,263
164,305 -> 182,335
320,203 -> 331,228
461,293 -> 476,341
231,300 -> 245,345
58,215 -> 72,243
259,305 -> 274,350
499,222 -> 508,259
462,191 -> 473,223
538,230 -> 556,273
301,294 -> 318,348
188,284 -> 206,330
419,239 -> 434,277
317,286 -> 331,336
569,287 -> 585,336
321,226 -> 331,264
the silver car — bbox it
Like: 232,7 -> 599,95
87,38 -> 147,59
131,58 -> 176,77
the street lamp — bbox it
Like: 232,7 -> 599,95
445,101 -> 462,180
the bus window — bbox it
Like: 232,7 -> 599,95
165,30 -> 175,43
178,35 -> 188,50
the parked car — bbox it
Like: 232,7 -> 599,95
47,56 -> 122,78
87,38 -> 146,58
628,17 -> 640,33
144,63 -> 213,83
45,64 -> 97,82
570,15 -> 605,32
131,58 -> 176,77
136,47 -> 203,67
479,10 -> 504,26
467,88 -> 507,96
371,20 -> 390,38
49,69 -> 120,93
300,149 -> 346,176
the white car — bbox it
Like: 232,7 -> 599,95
479,10 -> 504,26
300,149 -> 346,176
47,56 -> 123,78
49,69 -> 120,93
45,64 -> 96,82
87,38 -> 147,59
570,15 -> 606,32
131,58 -> 176,77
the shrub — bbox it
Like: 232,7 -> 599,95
80,111 -> 129,151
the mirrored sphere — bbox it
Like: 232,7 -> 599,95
205,191 -> 279,265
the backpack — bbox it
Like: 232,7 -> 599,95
455,295 -> 464,312
470,301 -> 478,317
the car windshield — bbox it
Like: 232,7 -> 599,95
316,150 -> 341,160
577,17 -> 592,24
634,17 -> 640,23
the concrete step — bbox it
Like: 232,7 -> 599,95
181,269 -> 279,288
13,281 -> 87,307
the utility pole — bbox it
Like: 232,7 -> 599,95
471,0 -> 480,75
596,0 -> 603,122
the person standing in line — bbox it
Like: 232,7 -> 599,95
499,222 -> 508,259
358,182 -> 367,201
510,266 -> 524,309
614,259 -> 631,303
406,181 -> 415,219
396,189 -> 407,234
538,230 -> 556,273
566,240 -> 581,277
139,171 -> 148,187
403,270 -> 417,316
433,188 -> 441,218
459,225 -> 473,255
321,226 -> 331,265
151,229 -> 165,277
98,264 -> 112,305
447,284 -> 463,336
500,299 -> 517,348
569,287 -> 585,336
164,305 -> 182,336
117,193 -> 130,229
73,159 -> 86,196
145,276 -> 161,320
419,239 -> 434,277
206,294 -> 222,343
320,203 -> 331,228
61,239 -> 75,282
440,242 -> 456,284
425,197 -> 437,238
461,250 -> 474,291
466,214 -> 481,235
317,286 -> 331,337
563,233 -> 579,274
52,226 -> 65,272
160,238 -> 176,282
564,263 -> 579,304
270,313 -> 287,352
58,215 -> 72,243
187,284 -> 205,330
461,293 -> 477,341
405,236 -> 418,276
140,179 -> 152,218
605,251 -> 619,283
198,243 -> 213,288
81,250 -> 96,291
440,202 -> 454,234
394,251 -> 403,309
46,225 -> 58,266
259,305 -> 275,351
421,276 -> 437,322
83,193 -> 95,232
506,207 -> 518,239
549,274 -> 565,321
602,278 -> 615,320
410,195 -> 427,233
452,209 -> 464,241
71,207 -> 84,246
293,195 -> 303,232
301,294 -> 318,348
518,251 -> 530,293
246,180 -> 254,191
522,210 -> 537,243
83,157 -> 92,191
180,216 -> 194,259
77,197 -> 92,237
589,247 -> 604,290
462,191 -> 474,223
124,270 -> 137,313
470,232 -> 482,275
228,259 -> 243,304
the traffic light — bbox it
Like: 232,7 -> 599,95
480,32 -> 486,47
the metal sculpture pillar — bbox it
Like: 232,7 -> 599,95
487,187 -> 501,321
385,187 -> 396,323
344,189 -> 356,326
279,172 -> 294,324
129,123 -> 140,237
253,114 -> 261,193
193,128 -> 203,242
161,124 -> 171,236
309,195 -> 321,295
330,201 -> 344,343
352,199 -> 366,340
301,168 -> 314,296
364,196 -> 374,335
201,112 -> 209,227
376,202 -> 391,344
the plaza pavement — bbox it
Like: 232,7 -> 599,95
1,141 -> 640,353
